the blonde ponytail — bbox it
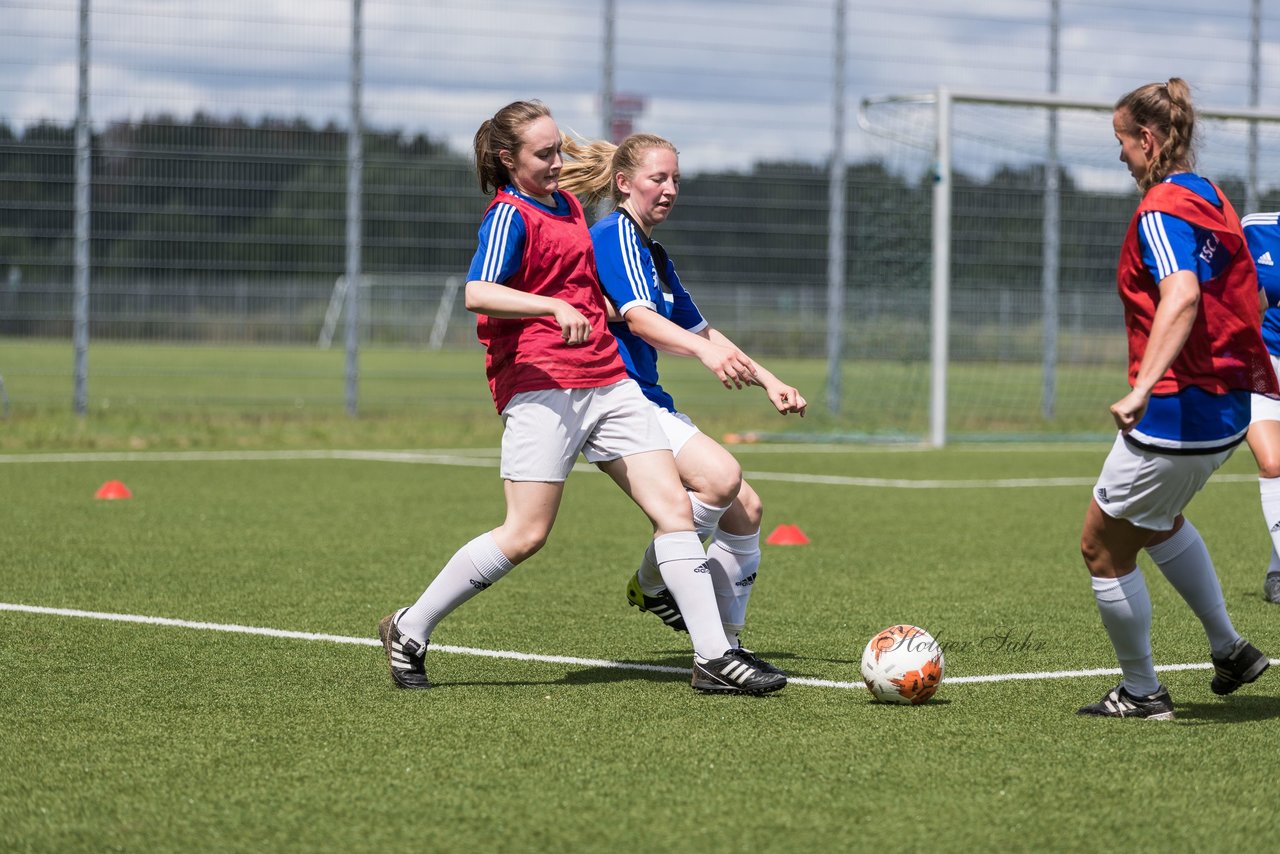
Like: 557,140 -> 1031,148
559,132 -> 678,207
557,135 -> 619,207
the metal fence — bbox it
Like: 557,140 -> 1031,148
4,0 -> 1280,438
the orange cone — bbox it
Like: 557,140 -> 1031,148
766,524 -> 809,545
722,432 -> 760,445
94,480 -> 133,500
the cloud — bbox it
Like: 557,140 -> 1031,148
2,0 -> 1278,181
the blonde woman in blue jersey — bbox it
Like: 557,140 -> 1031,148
558,132 -> 807,672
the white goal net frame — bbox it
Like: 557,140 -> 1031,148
858,88 -> 1280,447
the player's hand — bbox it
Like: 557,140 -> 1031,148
553,302 -> 592,346
769,384 -> 807,416
1109,389 -> 1148,432
700,344 -> 756,389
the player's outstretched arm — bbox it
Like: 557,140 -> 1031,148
623,305 -> 755,388
750,363 -> 808,416
704,328 -> 807,416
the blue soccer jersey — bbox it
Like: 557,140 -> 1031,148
1243,211 -> 1280,358
1136,174 -> 1230,287
1128,173 -> 1250,452
466,186 -> 571,284
590,209 -> 706,412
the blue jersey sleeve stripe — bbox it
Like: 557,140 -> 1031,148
617,218 -> 652,304
616,297 -> 656,316
1155,213 -> 1180,280
478,205 -> 505,282
619,219 -> 649,303
1141,211 -> 1178,281
482,203 -> 518,282
1142,212 -> 1174,280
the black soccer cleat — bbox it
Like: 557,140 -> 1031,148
626,572 -> 687,633
1210,637 -> 1270,696
734,646 -> 787,677
691,648 -> 787,695
1077,682 -> 1174,720
378,610 -> 431,689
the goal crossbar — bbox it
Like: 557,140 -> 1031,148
860,88 -> 1280,123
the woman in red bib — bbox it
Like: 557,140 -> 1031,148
377,101 -> 785,695
1077,79 -> 1276,720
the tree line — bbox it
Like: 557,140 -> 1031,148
1,113 -> 1233,295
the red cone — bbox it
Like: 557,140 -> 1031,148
94,480 -> 133,500
765,524 -> 809,545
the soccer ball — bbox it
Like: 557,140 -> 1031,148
860,624 -> 944,705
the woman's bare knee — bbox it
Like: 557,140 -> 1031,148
494,524 -> 551,563
1080,532 -> 1106,575
1080,501 -> 1155,579
652,492 -> 695,533
677,437 -> 743,507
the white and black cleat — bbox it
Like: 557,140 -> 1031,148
1077,682 -> 1174,720
626,572 -> 687,633
691,648 -> 787,695
378,610 -> 430,690
1210,637 -> 1270,696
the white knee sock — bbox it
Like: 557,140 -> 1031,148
706,528 -> 761,647
635,541 -> 664,594
689,493 -> 731,542
638,492 -> 728,593
1146,520 -> 1239,657
1259,477 -> 1280,577
653,531 -> 731,660
1092,570 -> 1160,696
396,532 -> 515,644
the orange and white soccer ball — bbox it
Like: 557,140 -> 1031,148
860,624 -> 944,705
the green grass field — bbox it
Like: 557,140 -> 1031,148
0,338 -> 1124,447
3,342 -> 1280,851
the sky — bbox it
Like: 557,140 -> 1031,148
6,0 -> 1280,185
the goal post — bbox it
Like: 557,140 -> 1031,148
857,88 -> 1280,446
318,274 -> 471,349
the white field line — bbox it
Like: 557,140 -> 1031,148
0,449 -> 499,468
0,448 -> 1259,489
2,452 -> 1265,684
3,602 -> 1268,689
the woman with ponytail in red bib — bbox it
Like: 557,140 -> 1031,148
1077,79 -> 1277,720
377,101 -> 785,696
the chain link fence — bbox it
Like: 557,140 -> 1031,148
4,0 -> 1280,437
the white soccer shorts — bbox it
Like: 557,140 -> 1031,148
1092,432 -> 1234,531
498,379 -> 670,482
653,406 -> 702,458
